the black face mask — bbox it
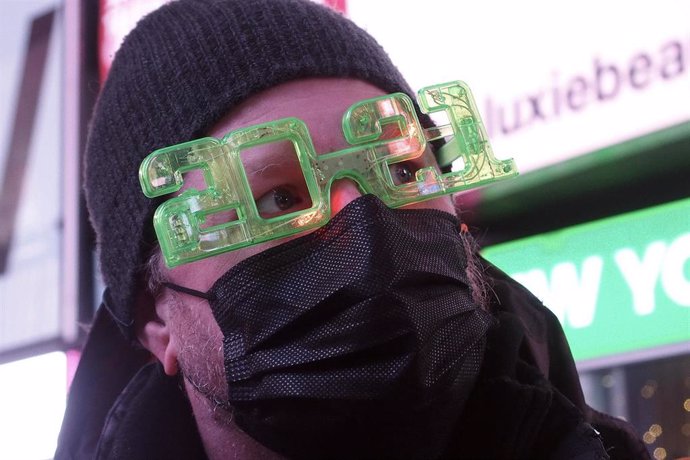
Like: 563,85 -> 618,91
167,195 -> 492,459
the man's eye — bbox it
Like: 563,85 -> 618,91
390,162 -> 416,185
256,185 -> 304,217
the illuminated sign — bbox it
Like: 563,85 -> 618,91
99,0 -> 169,80
350,0 -> 690,173
0,1 -> 64,359
482,197 -> 690,363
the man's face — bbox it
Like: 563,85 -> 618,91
154,77 -> 456,413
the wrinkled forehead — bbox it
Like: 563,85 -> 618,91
175,78 -> 426,198
176,77 -> 432,195
206,78 -> 391,153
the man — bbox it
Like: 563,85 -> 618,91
56,0 -> 649,459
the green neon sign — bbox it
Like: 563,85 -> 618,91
482,197 -> 690,362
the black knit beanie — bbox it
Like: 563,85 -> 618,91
84,0 -> 421,340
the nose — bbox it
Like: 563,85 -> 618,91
330,178 -> 363,215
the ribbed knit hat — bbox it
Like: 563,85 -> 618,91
84,0 -> 420,340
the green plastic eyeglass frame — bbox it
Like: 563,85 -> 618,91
139,80 -> 517,267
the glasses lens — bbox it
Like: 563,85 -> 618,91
239,140 -> 313,220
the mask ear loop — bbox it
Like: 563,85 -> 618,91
163,282 -> 217,301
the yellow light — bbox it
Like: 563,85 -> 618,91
641,386 -> 655,398
649,424 -> 663,437
652,447 -> 667,460
643,432 -> 657,444
681,423 -> 690,437
641,380 -> 658,399
684,399 -> 690,412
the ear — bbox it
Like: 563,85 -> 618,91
134,291 -> 179,376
